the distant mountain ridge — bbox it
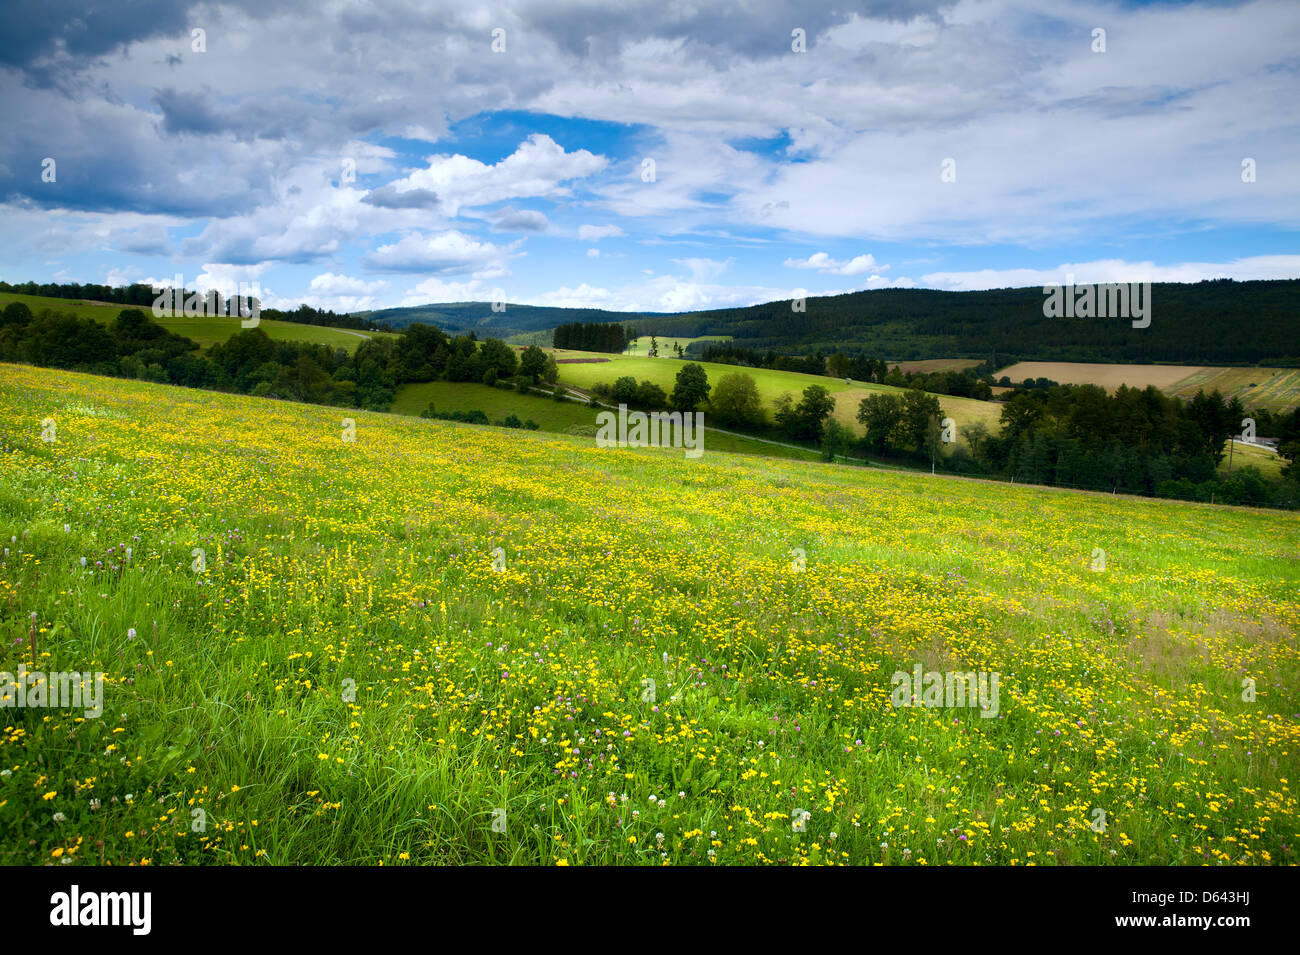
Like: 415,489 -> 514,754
357,301 -> 667,336
365,279 -> 1299,365
642,279 -> 1300,364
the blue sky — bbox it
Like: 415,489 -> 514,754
1,0 -> 1297,314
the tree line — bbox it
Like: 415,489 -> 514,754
551,322 -> 636,353
699,342 -> 996,398
858,383 -> 1299,506
0,280 -> 384,332
650,279 -> 1300,364
0,300 -> 558,412
587,360 -> 1299,509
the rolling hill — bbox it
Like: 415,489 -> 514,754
358,301 -> 665,337
2,363 -> 1295,865
363,279 -> 1299,366
0,292 -> 398,353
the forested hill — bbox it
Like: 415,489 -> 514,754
649,278 -> 1300,364
363,278 -> 1296,364
14,277 -> 1295,364
357,301 -> 665,336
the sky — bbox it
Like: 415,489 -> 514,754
1,0 -> 1297,314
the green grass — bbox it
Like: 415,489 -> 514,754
554,351 -> 1005,436
622,335 -> 732,357
392,380 -> 821,461
392,381 -> 594,429
1170,367 -> 1300,413
1220,441 -> 1286,480
1,363 -> 1296,866
0,293 -> 397,354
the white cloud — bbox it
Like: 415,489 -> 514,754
362,230 -> 516,274
308,272 -> 390,296
784,252 -> 887,276
671,257 -> 732,281
389,134 -> 606,217
920,255 -> 1300,291
525,282 -> 617,308
400,276 -> 491,307
193,262 -> 271,293
5,0 -> 1297,304
577,224 -> 625,241
523,269 -> 804,313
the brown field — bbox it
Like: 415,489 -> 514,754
891,358 -> 982,374
994,361 -> 1300,412
996,361 -> 1201,390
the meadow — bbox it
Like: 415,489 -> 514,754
891,359 -> 983,375
391,380 -> 820,461
553,353 -> 1005,437
1167,367 -> 1300,414
0,293 -> 397,354
1,363 -> 1297,866
622,335 -> 732,357
1221,441 -> 1286,480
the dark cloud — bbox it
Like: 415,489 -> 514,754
0,0 -> 298,86
491,207 -> 548,231
514,0 -> 948,63
362,186 -> 441,209
0,75 -> 278,216
152,88 -> 235,136
0,1 -> 189,74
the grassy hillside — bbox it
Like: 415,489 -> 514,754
1,364 -> 1296,865
552,352 -> 1005,435
1168,367 -> 1300,413
359,301 -> 663,338
1221,441 -> 1286,480
623,335 -> 731,357
0,292 -> 397,353
391,380 -> 820,461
